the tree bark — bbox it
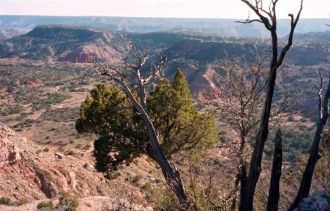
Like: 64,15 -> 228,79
238,1 -> 303,210
230,133 -> 246,211
239,164 -> 247,211
241,64 -> 278,211
266,129 -> 282,211
289,77 -> 330,211
97,52 -> 191,209
120,81 -> 192,209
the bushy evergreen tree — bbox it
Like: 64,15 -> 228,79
76,70 -> 218,172
76,84 -> 147,171
148,70 -> 217,156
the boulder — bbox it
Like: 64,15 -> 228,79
296,191 -> 330,211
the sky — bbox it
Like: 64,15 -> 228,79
0,0 -> 329,19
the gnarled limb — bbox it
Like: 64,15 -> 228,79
96,48 -> 192,208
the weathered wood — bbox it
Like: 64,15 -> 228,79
239,1 -> 303,210
266,129 -> 282,211
121,82 -> 189,204
96,51 -> 192,208
238,164 -> 247,211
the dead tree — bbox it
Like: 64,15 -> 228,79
289,72 -> 330,210
211,59 -> 267,211
239,0 -> 303,210
212,58 -> 295,210
266,129 -> 282,211
95,47 -> 191,208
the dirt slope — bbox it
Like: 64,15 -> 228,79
0,122 -> 158,210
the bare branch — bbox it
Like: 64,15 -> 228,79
143,53 -> 167,85
276,0 -> 303,67
318,69 -> 324,119
236,19 -> 263,24
241,0 -> 272,30
95,46 -> 191,206
238,1 -> 304,210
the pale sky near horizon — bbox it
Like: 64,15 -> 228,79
0,0 -> 329,19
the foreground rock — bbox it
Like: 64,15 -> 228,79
296,191 -> 330,211
0,122 -> 155,210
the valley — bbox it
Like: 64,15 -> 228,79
0,18 -> 329,210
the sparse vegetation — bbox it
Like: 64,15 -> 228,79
265,129 -> 313,162
16,198 -> 29,206
0,196 -> 11,205
58,192 -> 79,211
35,168 -> 55,198
37,201 -> 55,211
0,6 -> 329,210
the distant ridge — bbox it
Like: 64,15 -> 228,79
291,30 -> 330,42
0,28 -> 22,40
1,15 -> 329,38
0,24 -> 328,66
0,25 -> 123,63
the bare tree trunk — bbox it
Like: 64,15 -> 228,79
230,171 -> 240,211
238,1 -> 303,210
230,133 -> 246,211
243,65 -> 278,211
120,82 -> 191,208
96,53 -> 192,209
144,114 -> 190,206
230,193 -> 238,211
289,76 -> 330,211
239,164 -> 247,211
266,130 -> 282,211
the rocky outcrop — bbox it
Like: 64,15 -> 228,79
0,122 -> 111,200
0,122 -> 22,166
0,25 -> 124,63
0,122 -> 154,211
60,45 -> 121,63
296,191 -> 330,211
166,64 -> 221,100
0,123 -> 57,199
165,39 -> 327,67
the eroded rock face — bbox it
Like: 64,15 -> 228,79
60,45 -> 122,63
0,122 -> 153,210
0,26 -> 124,63
0,123 -> 83,200
176,65 -> 222,101
0,122 -> 21,166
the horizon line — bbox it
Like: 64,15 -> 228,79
1,14 -> 330,20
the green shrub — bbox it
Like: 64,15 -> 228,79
146,187 -> 180,211
77,70 -> 218,172
131,175 -> 143,185
16,198 -> 29,206
0,196 -> 11,205
58,192 -> 79,211
265,128 -> 313,162
37,201 -> 55,211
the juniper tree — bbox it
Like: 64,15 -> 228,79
76,84 -> 148,171
76,67 -> 217,207
148,70 -> 217,157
